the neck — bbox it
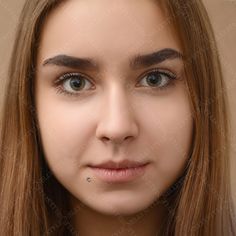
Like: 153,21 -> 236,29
69,196 -> 169,236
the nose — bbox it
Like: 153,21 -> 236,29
96,86 -> 138,146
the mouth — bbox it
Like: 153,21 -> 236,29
88,159 -> 149,169
88,162 -> 150,183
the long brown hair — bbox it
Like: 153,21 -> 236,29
0,0 -> 235,235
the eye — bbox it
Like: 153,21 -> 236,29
54,69 -> 177,97
54,72 -> 94,97
138,69 -> 177,91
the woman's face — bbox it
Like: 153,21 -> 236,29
35,0 -> 193,215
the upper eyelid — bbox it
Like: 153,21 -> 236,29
55,67 -> 177,84
54,71 -> 94,84
138,68 -> 177,80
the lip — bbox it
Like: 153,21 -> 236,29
88,159 -> 149,169
88,162 -> 150,183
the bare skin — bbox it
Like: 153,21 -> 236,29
35,0 -> 193,235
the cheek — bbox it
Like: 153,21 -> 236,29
138,93 -> 193,192
154,112 -> 193,174
36,96 -> 96,176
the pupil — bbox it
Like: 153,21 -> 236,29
70,78 -> 84,90
147,74 -> 161,86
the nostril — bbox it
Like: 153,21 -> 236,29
102,137 -> 110,142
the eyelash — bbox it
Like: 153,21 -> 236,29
54,69 -> 177,97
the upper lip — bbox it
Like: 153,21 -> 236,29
88,160 -> 149,169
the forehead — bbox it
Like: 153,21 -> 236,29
38,0 -> 181,66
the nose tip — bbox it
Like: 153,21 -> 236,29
96,108 -> 138,145
97,120 -> 138,145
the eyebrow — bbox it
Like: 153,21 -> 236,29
42,48 -> 183,71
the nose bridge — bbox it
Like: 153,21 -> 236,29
96,82 -> 138,144
106,84 -> 133,123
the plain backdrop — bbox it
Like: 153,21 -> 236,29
0,0 -> 235,207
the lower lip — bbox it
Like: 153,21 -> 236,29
89,163 -> 149,183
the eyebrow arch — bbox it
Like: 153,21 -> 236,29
42,48 -> 183,71
130,48 -> 183,69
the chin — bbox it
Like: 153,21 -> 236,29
84,196 -> 155,216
